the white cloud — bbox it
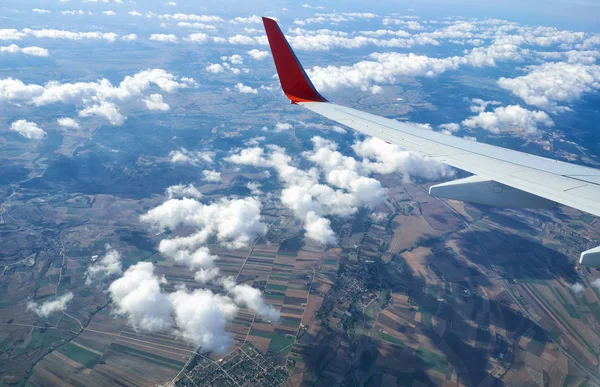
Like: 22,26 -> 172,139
246,182 -> 261,195
194,267 -> 220,283
307,52 -> 461,91
1,44 -> 48,57
122,34 -> 137,41
220,277 -> 280,322
234,83 -> 258,94
150,34 -> 179,43
103,10 -> 116,16
222,54 -> 243,65
79,100 -> 125,125
1,69 -> 193,126
469,98 -> 501,113
439,123 -> 460,132
61,10 -> 92,16
230,15 -> 262,24
140,197 -> 266,250
166,184 -> 203,199
462,105 -> 554,134
304,211 -> 337,245
352,137 -> 452,180
168,1 -> 177,6
57,117 -> 81,129
160,13 -> 224,23
206,63 -> 224,73
28,29 -> 116,41
177,22 -> 216,30
168,148 -> 214,165
28,293 -> 73,317
86,244 -> 122,284
168,287 -> 236,353
109,262 -> 174,331
185,33 -> 209,43
129,11 -> 143,16
571,282 -> 585,296
247,49 -> 269,60
202,170 -> 222,182
143,94 -> 170,111
370,211 -> 387,222
32,8 -> 51,14
10,120 -> 46,140
274,122 -> 292,132
498,62 -> 600,111
227,137 -> 445,245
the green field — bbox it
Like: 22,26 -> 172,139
249,329 -> 276,339
323,259 -> 337,266
281,317 -> 301,327
268,335 -> 295,353
57,342 -> 102,368
421,310 -> 433,327
380,332 -> 403,346
417,347 -> 447,374
266,284 -> 288,292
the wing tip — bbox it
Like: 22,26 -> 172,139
262,16 -> 327,104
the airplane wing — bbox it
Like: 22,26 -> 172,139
261,17 -> 600,266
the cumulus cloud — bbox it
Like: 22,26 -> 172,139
234,83 -> 258,94
274,122 -> 292,132
307,52 -> 461,91
1,44 -> 49,57
185,33 -> 209,43
103,10 -> 116,16
169,148 -> 214,165
122,34 -> 137,41
143,94 -> 170,111
220,277 -> 280,322
202,170 -> 222,182
228,137 -> 448,245
140,197 -> 266,250
10,120 -> 46,140
0,28 -> 118,42
86,244 -> 122,284
0,69 -> 194,126
169,287 -> 237,353
160,13 -> 224,23
439,123 -> 460,133
194,267 -> 220,283
352,137 -> 453,180
79,100 -> 125,125
28,293 -> 73,317
107,261 -> 276,353
150,34 -> 179,43
498,62 -> 600,111
462,105 -> 554,134
206,63 -> 225,73
33,8 -> 51,14
109,262 -> 174,331
469,98 -> 501,113
166,184 -> 203,199
570,282 -> 585,296
57,117 -> 80,129
247,49 -> 269,60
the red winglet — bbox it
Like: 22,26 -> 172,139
262,17 -> 327,104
